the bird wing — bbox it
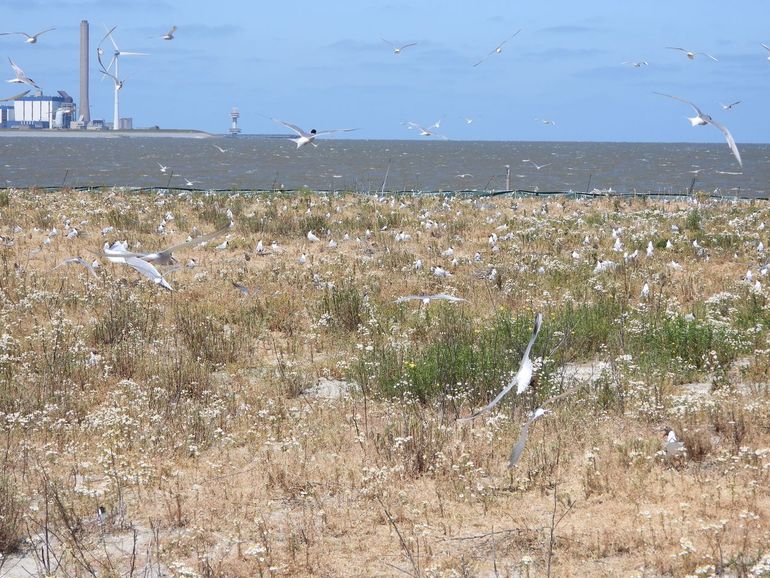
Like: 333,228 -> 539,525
398,42 -> 417,51
101,25 -> 119,52
698,52 -> 718,61
8,58 -> 23,77
33,27 -> 55,38
272,118 -> 307,137
98,64 -> 120,84
666,46 -> 687,53
762,43 -> 770,52
653,92 -> 704,117
95,47 -> 118,82
152,223 -> 233,258
508,408 -> 548,467
55,257 -> 98,278
380,37 -> 394,48
0,89 -> 29,102
124,257 -> 172,290
706,117 -> 742,167
473,46 -> 500,67
166,26 -> 177,36
394,295 -> 424,303
457,378 -> 516,421
314,128 -> 359,136
430,294 -> 467,302
508,419 -> 533,468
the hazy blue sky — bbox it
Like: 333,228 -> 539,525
2,1 -> 769,142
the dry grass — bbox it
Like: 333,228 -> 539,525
0,188 -> 769,577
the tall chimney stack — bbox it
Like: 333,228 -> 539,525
80,20 -> 90,125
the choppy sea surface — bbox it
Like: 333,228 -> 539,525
1,136 -> 768,197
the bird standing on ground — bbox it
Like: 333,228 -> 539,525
459,312 -> 543,420
662,427 -> 686,458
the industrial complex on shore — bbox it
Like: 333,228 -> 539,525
0,20 -> 241,136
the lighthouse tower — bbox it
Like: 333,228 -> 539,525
229,107 -> 241,137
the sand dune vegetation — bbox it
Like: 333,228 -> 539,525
0,187 -> 769,577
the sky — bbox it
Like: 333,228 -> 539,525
2,0 -> 769,142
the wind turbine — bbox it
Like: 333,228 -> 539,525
98,26 -> 147,130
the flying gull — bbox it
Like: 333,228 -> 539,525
381,38 -> 417,54
666,47 -> 717,61
459,312 -> 543,420
162,26 -> 177,40
102,223 -> 232,266
6,58 -> 40,89
655,92 -> 742,167
473,29 -> 521,67
0,27 -> 55,44
394,294 -> 467,305
273,118 -> 358,148
404,121 -> 447,139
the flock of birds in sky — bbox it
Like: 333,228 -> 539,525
1,23 -> 769,168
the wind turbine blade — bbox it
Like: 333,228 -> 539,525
119,51 -> 149,56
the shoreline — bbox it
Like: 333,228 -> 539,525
0,129 -> 216,139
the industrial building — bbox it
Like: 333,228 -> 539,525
0,92 -> 75,129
